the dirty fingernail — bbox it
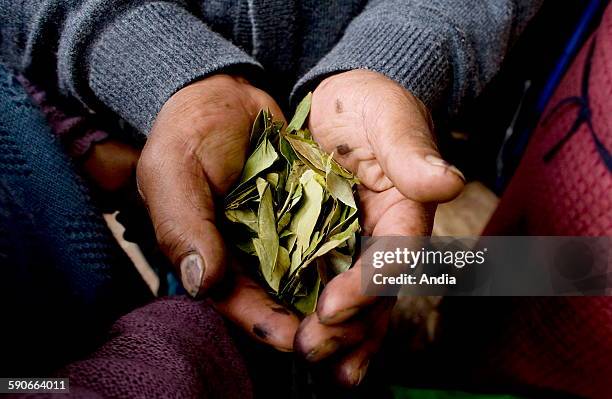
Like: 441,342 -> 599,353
425,155 -> 465,182
180,253 -> 204,298
305,338 -> 340,362
354,360 -> 370,386
340,359 -> 370,387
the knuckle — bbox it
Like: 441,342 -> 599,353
135,157 -> 153,199
137,142 -> 163,181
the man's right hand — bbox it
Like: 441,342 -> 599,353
137,74 -> 299,351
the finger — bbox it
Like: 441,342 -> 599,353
211,272 -> 300,352
316,263 -> 371,324
295,298 -> 392,362
331,301 -> 391,387
370,95 -> 465,203
316,192 -> 435,325
137,140 -> 226,298
359,186 -> 435,236
293,312 -> 367,362
316,263 -> 396,326
82,139 -> 140,193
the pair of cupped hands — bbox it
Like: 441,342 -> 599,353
109,69 -> 464,387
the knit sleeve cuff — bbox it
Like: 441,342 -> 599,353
292,10 -> 452,113
85,2 -> 261,134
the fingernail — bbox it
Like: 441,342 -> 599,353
305,338 -> 340,362
180,253 -> 204,298
319,306 -> 360,325
425,155 -> 466,182
343,359 -> 369,387
354,360 -> 370,386
274,345 -> 294,353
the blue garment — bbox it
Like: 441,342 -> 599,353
0,63 -> 151,375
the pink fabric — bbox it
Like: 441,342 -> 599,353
17,76 -> 109,158
484,13 -> 612,236
479,5 -> 612,398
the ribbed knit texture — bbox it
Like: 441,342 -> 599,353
1,0 -> 542,134
294,0 -> 543,113
87,2 -> 262,132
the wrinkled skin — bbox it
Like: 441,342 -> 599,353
137,75 -> 300,351
293,70 -> 464,386
98,70 -> 465,382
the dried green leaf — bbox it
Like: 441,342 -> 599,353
293,274 -> 320,314
284,135 -> 327,172
286,232 -> 298,254
222,93 -> 360,315
286,92 -> 312,133
237,136 -> 278,189
266,172 -> 280,188
225,184 -> 258,209
326,169 -> 357,209
254,180 -> 281,291
225,208 -> 258,232
249,110 -> 266,148
277,211 -> 292,233
276,245 -> 291,283
328,206 -> 358,237
327,249 -> 353,275
305,218 -> 360,264
280,135 -> 299,164
289,170 -> 324,256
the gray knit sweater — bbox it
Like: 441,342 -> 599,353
0,0 -> 543,134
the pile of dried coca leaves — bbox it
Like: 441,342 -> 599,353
223,93 -> 360,314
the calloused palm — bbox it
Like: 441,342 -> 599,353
294,70 -> 464,386
138,74 -> 300,351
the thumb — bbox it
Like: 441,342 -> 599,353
137,142 -> 226,298
372,95 -> 465,203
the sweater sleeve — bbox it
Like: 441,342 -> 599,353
293,0 -> 544,115
0,1 -> 262,133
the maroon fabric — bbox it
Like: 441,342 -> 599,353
479,5 -> 612,398
50,296 -> 253,399
434,296 -> 612,398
